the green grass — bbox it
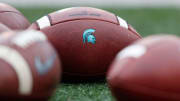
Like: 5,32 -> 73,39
50,83 -> 113,101
17,7 -> 180,101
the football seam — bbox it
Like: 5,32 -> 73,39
45,15 -> 141,38
37,15 -> 141,39
49,17 -> 119,26
0,11 -> 23,15
36,16 -> 120,30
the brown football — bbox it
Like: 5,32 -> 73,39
107,35 -> 180,101
0,23 -> 10,33
0,30 -> 61,101
29,7 -> 141,79
0,3 -> 30,30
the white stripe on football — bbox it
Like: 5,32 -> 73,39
117,16 -> 128,29
0,45 -> 33,95
36,16 -> 51,29
117,44 -> 147,60
12,30 -> 47,48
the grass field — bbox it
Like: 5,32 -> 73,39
18,7 -> 180,101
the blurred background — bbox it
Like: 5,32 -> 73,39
1,0 -> 180,101
1,0 -> 179,38
1,0 -> 180,7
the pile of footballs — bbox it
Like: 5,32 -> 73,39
0,2 -> 179,101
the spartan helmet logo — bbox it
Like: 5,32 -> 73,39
83,29 -> 96,44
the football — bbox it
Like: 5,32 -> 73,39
107,35 -> 180,101
0,23 -> 10,33
0,30 -> 61,101
0,3 -> 30,30
29,7 -> 141,79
